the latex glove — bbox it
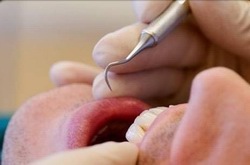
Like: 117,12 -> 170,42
92,0 -> 250,105
50,61 -> 101,86
31,142 -> 138,165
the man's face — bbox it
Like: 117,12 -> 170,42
4,68 -> 250,165
2,84 -> 153,164
2,82 -> 186,164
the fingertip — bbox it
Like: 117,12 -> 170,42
92,141 -> 138,152
92,72 -> 127,100
92,33 -> 116,69
32,142 -> 138,165
90,142 -> 138,165
50,61 -> 101,86
92,23 -> 146,70
115,142 -> 139,165
50,61 -> 73,86
114,141 -> 139,153
92,72 -> 114,99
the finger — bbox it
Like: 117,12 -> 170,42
171,67 -> 250,164
32,142 -> 138,165
50,61 -> 102,86
132,0 -> 172,23
93,23 -> 207,73
92,67 -> 184,100
191,1 -> 250,59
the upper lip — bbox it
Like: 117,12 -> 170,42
137,104 -> 186,164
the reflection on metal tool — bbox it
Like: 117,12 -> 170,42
104,0 -> 190,91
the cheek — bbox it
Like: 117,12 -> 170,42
3,111 -> 60,163
2,84 -> 93,164
138,105 -> 185,165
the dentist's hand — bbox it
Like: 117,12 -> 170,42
50,61 -> 101,86
31,142 -> 138,165
91,1 -> 250,105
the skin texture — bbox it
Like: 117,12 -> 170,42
3,67 -> 250,165
50,61 -> 101,86
2,84 -> 93,164
170,68 -> 250,164
132,68 -> 250,164
2,84 -> 149,165
4,1 -> 250,164
138,104 -> 186,165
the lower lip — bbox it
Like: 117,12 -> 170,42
63,97 -> 150,149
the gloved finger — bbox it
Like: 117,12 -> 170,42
50,61 -> 102,86
190,0 -> 250,59
132,0 -> 172,23
31,142 -> 138,165
93,22 -> 207,74
171,67 -> 250,164
92,67 -> 184,100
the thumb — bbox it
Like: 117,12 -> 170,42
190,1 -> 250,58
31,142 -> 138,165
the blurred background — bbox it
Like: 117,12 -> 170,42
0,1 -> 136,113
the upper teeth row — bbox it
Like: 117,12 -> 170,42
126,106 -> 169,143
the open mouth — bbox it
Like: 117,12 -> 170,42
65,97 -> 150,148
2,84 -> 185,165
65,97 -> 186,164
2,84 -> 151,164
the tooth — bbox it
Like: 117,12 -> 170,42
148,107 -> 167,115
126,123 -> 145,143
134,110 -> 156,131
135,107 -> 166,131
126,107 -> 168,144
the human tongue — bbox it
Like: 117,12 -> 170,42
64,97 -> 150,149
138,104 -> 186,165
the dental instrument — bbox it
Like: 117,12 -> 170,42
104,0 -> 190,90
